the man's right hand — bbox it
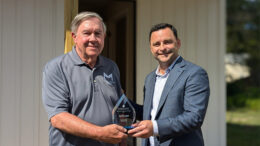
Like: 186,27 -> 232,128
96,124 -> 128,144
50,112 -> 127,144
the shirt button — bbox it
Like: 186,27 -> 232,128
93,80 -> 96,83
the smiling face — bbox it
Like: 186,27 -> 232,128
150,27 -> 181,68
72,17 -> 105,62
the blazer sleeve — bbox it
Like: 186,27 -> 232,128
156,67 -> 210,142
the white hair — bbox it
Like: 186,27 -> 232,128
71,11 -> 106,34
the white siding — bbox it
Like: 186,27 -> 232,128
0,0 -> 64,145
136,0 -> 226,146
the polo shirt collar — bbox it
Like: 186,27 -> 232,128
70,46 -> 104,68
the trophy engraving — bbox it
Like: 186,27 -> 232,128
112,94 -> 136,130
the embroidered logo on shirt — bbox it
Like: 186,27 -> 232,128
104,73 -> 114,85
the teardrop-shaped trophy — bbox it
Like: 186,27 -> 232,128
112,94 -> 136,130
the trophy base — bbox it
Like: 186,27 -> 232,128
124,126 -> 134,130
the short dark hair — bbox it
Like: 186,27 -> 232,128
149,23 -> 178,42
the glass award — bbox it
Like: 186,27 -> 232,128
112,94 -> 136,130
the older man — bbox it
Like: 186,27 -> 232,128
42,11 -> 127,146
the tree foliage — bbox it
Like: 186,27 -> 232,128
227,0 -> 260,86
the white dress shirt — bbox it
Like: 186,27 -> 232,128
149,56 -> 180,146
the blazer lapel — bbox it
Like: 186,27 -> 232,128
155,57 -> 185,118
144,72 -> 156,120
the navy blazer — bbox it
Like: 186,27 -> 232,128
142,56 -> 210,146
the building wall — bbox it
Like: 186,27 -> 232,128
136,0 -> 226,146
0,0 -> 64,145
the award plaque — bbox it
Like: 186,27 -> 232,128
112,94 -> 136,130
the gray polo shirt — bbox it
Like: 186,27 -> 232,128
42,48 -> 122,146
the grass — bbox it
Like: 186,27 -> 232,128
227,123 -> 260,146
227,109 -> 260,126
227,109 -> 260,146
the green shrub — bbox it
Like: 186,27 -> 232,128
227,80 -> 260,110
227,95 -> 247,109
246,98 -> 260,110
